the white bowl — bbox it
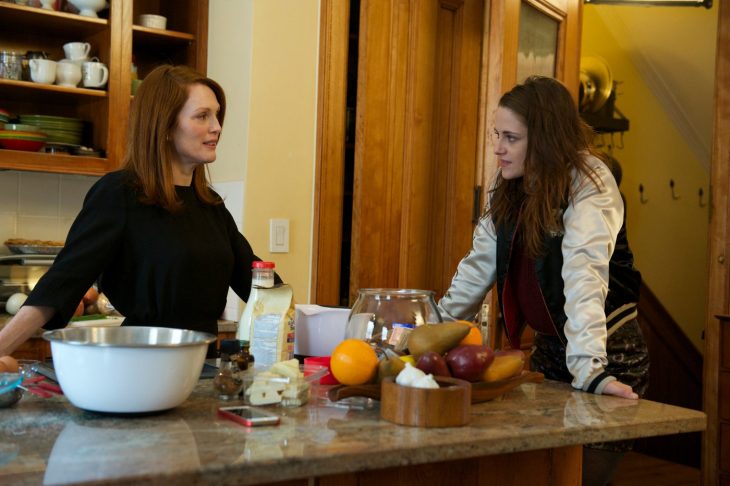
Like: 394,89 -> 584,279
138,14 -> 167,30
43,326 -> 216,413
68,0 -> 108,18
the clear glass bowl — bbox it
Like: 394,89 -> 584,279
345,289 -> 442,352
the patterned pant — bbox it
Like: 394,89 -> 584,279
530,319 -> 650,452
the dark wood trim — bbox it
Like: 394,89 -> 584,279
638,283 -> 703,385
704,2 -> 730,483
636,282 -> 703,468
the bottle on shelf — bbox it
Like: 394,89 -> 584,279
236,261 -> 295,367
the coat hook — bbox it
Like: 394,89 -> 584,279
670,179 -> 680,200
639,183 -> 648,204
699,188 -> 706,207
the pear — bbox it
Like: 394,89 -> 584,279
377,356 -> 406,383
483,354 -> 525,382
406,321 -> 472,358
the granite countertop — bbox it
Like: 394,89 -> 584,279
0,378 -> 706,485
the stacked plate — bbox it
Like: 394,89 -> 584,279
18,114 -> 84,146
0,109 -> 10,125
0,130 -> 47,152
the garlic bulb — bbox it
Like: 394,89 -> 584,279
395,362 -> 426,387
411,373 -> 439,389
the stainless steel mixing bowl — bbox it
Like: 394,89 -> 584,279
43,326 -> 216,413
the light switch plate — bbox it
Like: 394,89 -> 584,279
269,218 -> 289,253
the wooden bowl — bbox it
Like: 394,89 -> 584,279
380,376 -> 471,427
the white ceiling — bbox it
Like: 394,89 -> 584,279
588,3 -> 718,170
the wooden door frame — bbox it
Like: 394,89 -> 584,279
311,0 -> 350,305
703,2 -> 730,484
312,0 -> 492,306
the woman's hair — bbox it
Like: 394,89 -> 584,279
122,64 -> 227,212
489,76 -> 602,257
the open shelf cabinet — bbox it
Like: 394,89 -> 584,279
0,0 -> 208,176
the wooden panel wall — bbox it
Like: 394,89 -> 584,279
312,0 -> 350,305
349,0 -> 483,300
635,283 -> 703,468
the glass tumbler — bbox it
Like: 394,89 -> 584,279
345,288 -> 442,352
0,51 -> 23,80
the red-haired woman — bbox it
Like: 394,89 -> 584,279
0,65 -> 276,358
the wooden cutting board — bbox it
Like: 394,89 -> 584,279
326,371 -> 544,404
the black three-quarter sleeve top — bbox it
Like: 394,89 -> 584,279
26,170 -> 268,337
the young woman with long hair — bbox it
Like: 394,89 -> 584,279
438,76 -> 648,486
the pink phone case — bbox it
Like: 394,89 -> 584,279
217,407 -> 281,427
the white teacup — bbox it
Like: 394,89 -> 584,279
56,60 -> 82,87
29,58 -> 57,84
81,61 -> 108,88
63,42 -> 91,61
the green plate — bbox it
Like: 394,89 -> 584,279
20,114 -> 84,123
20,121 -> 83,131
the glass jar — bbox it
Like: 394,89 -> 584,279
213,353 -> 243,400
345,288 -> 442,352
0,51 -> 24,81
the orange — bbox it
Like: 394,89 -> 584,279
459,325 -> 483,346
330,339 -> 379,385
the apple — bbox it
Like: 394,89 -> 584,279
445,345 -> 495,382
416,351 -> 451,377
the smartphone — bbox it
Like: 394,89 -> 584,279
217,406 -> 281,427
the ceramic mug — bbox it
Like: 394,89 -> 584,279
81,61 -> 108,88
63,42 -> 91,61
29,58 -> 57,84
55,60 -> 82,87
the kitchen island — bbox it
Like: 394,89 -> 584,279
0,378 -> 705,485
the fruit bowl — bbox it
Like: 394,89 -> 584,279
327,371 -> 544,404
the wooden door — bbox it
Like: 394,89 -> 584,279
482,0 -> 582,349
313,0 -> 486,306
348,0 -> 484,302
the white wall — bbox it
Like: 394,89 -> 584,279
0,171 -> 96,251
207,0 -> 320,308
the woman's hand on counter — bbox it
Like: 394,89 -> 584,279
602,380 -> 639,400
0,305 -> 54,356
